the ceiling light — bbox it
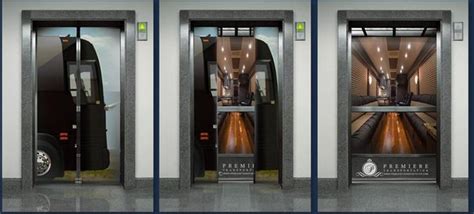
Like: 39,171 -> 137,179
401,65 -> 404,70
224,57 -> 227,61
242,69 -> 244,73
405,53 -> 408,58
415,75 -> 418,84
246,53 -> 249,58
407,43 -> 411,50
377,47 -> 380,52
221,46 -> 224,52
380,57 -> 383,61
400,69 -> 402,73
248,43 -> 252,49
243,65 -> 246,70
369,75 -> 372,85
224,66 -> 226,71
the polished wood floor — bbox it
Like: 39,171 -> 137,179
218,112 -> 254,154
374,112 -> 415,154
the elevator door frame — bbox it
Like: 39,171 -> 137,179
337,10 -> 452,191
21,10 -> 136,190
179,10 -> 294,189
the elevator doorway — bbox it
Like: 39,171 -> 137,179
34,23 -> 122,184
21,11 -> 136,189
337,11 -> 452,189
350,23 -> 439,183
192,25 -> 280,184
179,10 -> 295,189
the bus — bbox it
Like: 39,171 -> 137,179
36,35 -> 110,179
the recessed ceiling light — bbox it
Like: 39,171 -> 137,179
246,53 -> 249,58
401,65 -> 404,70
405,53 -> 408,58
221,46 -> 224,52
400,69 -> 402,73
380,57 -> 383,61
407,43 -> 411,50
377,47 -> 380,52
243,65 -> 246,70
248,43 -> 252,49
242,69 -> 244,73
224,57 -> 227,61
380,66 -> 382,70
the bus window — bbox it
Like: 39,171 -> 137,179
256,69 -> 267,96
208,62 -> 218,97
67,62 -> 100,104
254,62 -> 275,104
69,72 -> 77,97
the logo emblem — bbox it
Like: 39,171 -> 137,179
356,159 -> 383,177
362,159 -> 377,176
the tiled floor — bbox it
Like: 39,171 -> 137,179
2,184 -> 153,212
160,183 -> 310,212
318,183 -> 467,212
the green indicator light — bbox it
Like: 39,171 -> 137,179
297,22 -> 304,32
138,23 -> 146,32
137,22 -> 148,41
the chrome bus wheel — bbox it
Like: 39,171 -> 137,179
37,150 -> 52,176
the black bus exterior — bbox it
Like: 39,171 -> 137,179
36,36 -> 109,179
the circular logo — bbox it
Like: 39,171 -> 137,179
362,159 -> 377,176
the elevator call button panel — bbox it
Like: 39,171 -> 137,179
137,22 -> 148,41
453,22 -> 463,41
295,22 -> 305,41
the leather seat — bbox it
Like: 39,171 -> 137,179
351,95 -> 382,153
398,92 -> 413,106
412,94 -> 436,106
352,95 -> 377,106
240,92 -> 254,106
351,112 -> 383,153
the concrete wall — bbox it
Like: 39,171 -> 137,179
159,0 -> 311,178
318,0 -> 468,178
2,0 -> 154,178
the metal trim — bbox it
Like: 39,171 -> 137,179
352,154 -> 436,158
217,106 -> 256,112
352,178 -> 436,181
75,26 -> 82,184
351,106 -> 436,112
352,179 -> 436,183
217,154 -> 254,158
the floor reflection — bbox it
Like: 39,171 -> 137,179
3,184 -> 152,212
160,183 -> 310,212
318,183 -> 467,212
